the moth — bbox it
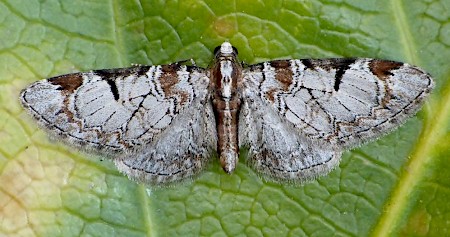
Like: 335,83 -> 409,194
20,42 -> 433,185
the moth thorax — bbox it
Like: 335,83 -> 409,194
220,60 -> 234,98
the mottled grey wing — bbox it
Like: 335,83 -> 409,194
238,96 -> 341,182
114,97 -> 217,184
240,58 -> 433,182
20,63 -> 211,153
243,58 -> 433,147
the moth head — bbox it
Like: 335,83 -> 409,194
213,42 -> 238,57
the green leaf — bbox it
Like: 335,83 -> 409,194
1,0 -> 449,236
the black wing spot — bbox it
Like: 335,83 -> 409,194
92,66 -> 153,101
334,58 -> 356,91
300,59 -> 314,70
107,79 -> 119,101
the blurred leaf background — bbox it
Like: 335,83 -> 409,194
0,0 -> 449,236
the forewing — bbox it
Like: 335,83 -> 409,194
20,63 -> 210,153
241,58 -> 433,148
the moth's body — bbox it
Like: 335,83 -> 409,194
20,42 -> 434,185
210,42 -> 242,173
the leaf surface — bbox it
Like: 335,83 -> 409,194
1,0 -> 449,236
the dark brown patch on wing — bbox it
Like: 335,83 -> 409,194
47,74 -> 84,125
270,60 -> 293,91
159,64 -> 191,106
159,64 -> 180,93
369,60 -> 403,80
265,88 -> 277,103
270,60 -> 290,68
49,74 -> 83,93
